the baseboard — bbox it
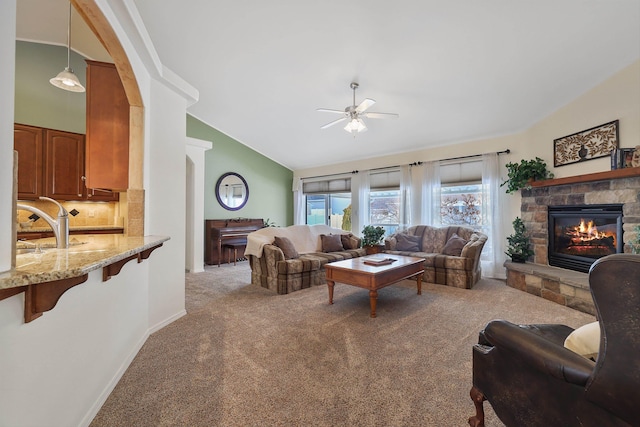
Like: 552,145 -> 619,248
78,309 -> 187,426
78,331 -> 149,427
149,309 -> 187,334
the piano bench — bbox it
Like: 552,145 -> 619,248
222,240 -> 247,266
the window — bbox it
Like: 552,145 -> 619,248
440,183 -> 482,227
369,190 -> 399,236
439,160 -> 485,232
303,176 -> 352,231
306,193 -> 352,230
369,169 -> 401,236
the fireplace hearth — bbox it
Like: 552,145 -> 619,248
548,204 -> 623,273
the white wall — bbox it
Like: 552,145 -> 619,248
525,59 -> 640,179
0,0 -> 16,272
0,0 -> 193,425
0,266 -> 149,426
185,137 -> 213,273
144,78 -> 188,329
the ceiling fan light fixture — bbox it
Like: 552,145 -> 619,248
345,117 -> 367,133
50,2 -> 85,93
318,82 -> 396,134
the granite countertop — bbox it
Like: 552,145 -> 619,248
1,234 -> 170,290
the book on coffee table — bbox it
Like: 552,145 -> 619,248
363,257 -> 397,266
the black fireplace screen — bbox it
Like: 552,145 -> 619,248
548,204 -> 623,273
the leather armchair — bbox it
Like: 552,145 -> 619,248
468,254 -> 640,427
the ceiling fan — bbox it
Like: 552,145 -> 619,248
318,82 -> 399,134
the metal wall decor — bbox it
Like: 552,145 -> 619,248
553,120 -> 619,167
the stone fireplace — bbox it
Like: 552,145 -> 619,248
505,169 -> 640,315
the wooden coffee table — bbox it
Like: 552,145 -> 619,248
325,254 -> 425,318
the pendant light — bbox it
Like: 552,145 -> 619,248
49,2 -> 85,93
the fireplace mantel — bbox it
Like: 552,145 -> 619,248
530,166 -> 640,188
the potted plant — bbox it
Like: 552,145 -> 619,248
501,157 -> 554,194
361,225 -> 386,254
505,217 -> 534,263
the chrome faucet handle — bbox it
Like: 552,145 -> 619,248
39,196 -> 68,217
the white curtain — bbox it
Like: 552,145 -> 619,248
410,164 -> 423,226
399,165 -> 412,230
420,160 -> 441,226
351,171 -> 370,236
481,153 -> 506,279
292,177 -> 305,225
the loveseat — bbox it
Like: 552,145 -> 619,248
245,224 -> 365,295
384,225 -> 487,289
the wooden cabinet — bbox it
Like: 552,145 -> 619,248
14,124 -> 44,200
44,129 -> 86,200
14,124 -> 118,202
85,60 -> 129,192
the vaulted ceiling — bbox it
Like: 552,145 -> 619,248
17,1 -> 640,171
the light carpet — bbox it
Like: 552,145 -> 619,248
91,262 -> 594,426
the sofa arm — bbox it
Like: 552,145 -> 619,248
461,236 -> 486,268
262,244 -> 286,276
385,237 -> 397,250
483,320 -> 595,386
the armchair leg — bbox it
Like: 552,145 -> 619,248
468,385 -> 486,427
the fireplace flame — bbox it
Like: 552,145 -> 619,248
567,219 -> 613,245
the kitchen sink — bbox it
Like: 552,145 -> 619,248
16,248 -> 39,255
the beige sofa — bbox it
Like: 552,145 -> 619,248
384,225 -> 487,289
246,224 -> 365,295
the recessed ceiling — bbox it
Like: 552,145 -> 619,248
18,1 -> 640,171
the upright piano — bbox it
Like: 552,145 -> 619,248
205,218 -> 264,266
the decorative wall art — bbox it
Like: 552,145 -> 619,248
553,120 -> 619,167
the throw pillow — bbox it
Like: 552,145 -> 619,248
274,236 -> 299,259
341,233 -> 357,250
564,321 -> 600,360
442,233 -> 467,256
321,234 -> 344,252
396,233 -> 421,251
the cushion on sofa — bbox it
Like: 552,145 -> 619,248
341,233 -> 358,250
442,233 -> 467,256
396,233 -> 421,251
321,234 -> 344,252
274,236 -> 299,259
564,321 -> 600,360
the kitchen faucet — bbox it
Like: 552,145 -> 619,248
16,197 -> 69,249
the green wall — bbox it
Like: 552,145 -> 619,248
15,41 -> 87,133
187,114 -> 294,227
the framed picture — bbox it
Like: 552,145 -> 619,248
553,120 -> 619,167
623,148 -> 636,168
610,147 -> 636,170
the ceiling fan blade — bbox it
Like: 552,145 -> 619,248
362,112 -> 399,119
355,98 -> 376,114
317,108 -> 347,114
320,117 -> 348,129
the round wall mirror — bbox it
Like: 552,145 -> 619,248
215,172 -> 249,211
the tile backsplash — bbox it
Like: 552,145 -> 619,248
17,200 -> 121,229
